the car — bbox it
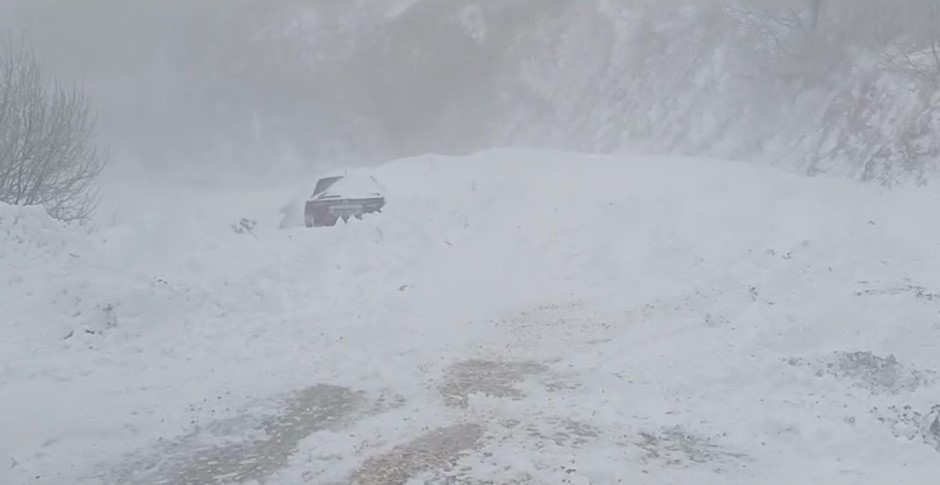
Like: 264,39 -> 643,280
304,170 -> 386,227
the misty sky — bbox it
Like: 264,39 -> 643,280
3,0 -> 937,185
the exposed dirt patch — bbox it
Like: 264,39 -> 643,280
523,418 -> 601,449
635,425 -> 747,468
555,419 -> 601,448
493,301 -> 615,348
350,423 -> 486,485
786,351 -> 938,453
872,404 -> 940,453
854,281 -> 940,301
439,359 -> 548,408
787,351 -> 934,395
106,384 -> 392,485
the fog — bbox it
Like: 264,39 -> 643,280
5,0 -> 940,185
4,0 -> 535,182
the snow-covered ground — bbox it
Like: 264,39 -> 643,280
2,149 -> 939,484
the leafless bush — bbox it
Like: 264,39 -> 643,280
878,1 -> 940,85
726,0 -> 847,82
0,38 -> 107,222
231,218 -> 258,237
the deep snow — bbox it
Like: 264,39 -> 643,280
2,149 -> 939,484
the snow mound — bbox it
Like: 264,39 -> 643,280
0,203 -> 209,375
0,203 -> 92,260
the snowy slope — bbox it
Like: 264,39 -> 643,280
2,150 -> 939,484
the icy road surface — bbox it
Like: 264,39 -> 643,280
2,149 -> 939,484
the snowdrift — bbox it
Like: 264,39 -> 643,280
0,202 -> 212,377
3,150 -> 940,484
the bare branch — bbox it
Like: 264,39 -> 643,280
0,36 -> 108,222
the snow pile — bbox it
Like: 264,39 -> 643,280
0,205 -> 86,273
0,202 -> 210,377
0,203 -> 103,342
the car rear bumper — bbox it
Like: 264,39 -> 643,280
305,197 -> 385,221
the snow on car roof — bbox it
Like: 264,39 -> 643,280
317,168 -> 349,179
316,167 -> 375,181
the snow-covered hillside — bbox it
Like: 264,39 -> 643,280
2,150 -> 938,484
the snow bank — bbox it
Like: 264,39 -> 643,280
0,203 -> 92,259
0,202 -> 209,376
1,203 -> 101,341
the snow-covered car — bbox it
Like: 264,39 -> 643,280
304,170 -> 386,227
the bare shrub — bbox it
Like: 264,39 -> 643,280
231,218 -> 258,237
725,0 -> 847,82
0,37 -> 108,222
878,0 -> 940,84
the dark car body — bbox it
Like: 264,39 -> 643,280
304,172 -> 385,227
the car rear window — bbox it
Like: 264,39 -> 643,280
312,176 -> 343,197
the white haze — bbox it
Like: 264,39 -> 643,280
4,0 -> 940,186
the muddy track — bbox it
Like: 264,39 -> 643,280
106,385 -> 375,485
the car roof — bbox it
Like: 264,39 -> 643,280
316,167 -> 379,180
317,169 -> 348,180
